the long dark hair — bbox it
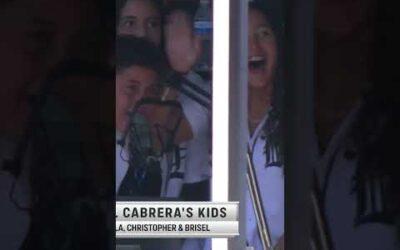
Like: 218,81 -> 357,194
348,0 -> 400,241
20,62 -> 112,250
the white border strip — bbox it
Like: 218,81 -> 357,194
212,0 -> 230,248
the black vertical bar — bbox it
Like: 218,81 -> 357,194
284,0 -> 314,249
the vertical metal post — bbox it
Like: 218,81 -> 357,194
284,0 -> 314,249
211,0 -> 232,248
228,0 -> 248,250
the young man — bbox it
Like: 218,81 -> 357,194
116,35 -> 190,198
116,36 -> 164,195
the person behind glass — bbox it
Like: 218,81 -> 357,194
116,0 -> 200,199
246,2 -> 284,249
313,0 -> 400,249
163,2 -> 211,250
115,36 -> 166,196
115,35 -> 193,197
117,0 -> 163,46
163,0 -> 211,202
117,0 -> 210,201
1,0 -> 110,249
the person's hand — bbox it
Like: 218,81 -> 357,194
164,10 -> 201,73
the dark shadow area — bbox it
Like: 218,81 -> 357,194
313,0 -> 400,249
1,0 -> 115,249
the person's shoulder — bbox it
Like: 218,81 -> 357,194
186,71 -> 210,88
179,71 -> 211,112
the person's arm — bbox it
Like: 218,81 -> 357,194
144,8 -> 207,151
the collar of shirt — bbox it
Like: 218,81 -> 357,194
247,109 -> 270,148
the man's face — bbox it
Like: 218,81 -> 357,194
116,65 -> 160,132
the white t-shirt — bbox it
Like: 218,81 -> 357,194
178,71 -> 211,184
313,102 -> 399,250
246,114 -> 285,249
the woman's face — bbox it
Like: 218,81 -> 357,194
117,0 -> 162,46
248,9 -> 277,89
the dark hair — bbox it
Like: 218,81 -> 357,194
116,0 -> 163,22
249,1 -> 284,42
349,0 -> 400,241
116,35 -> 165,74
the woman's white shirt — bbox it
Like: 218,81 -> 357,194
246,114 -> 284,249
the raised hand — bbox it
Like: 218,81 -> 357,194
164,10 -> 201,74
